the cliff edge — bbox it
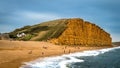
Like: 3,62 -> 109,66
9,18 -> 112,46
50,18 -> 111,46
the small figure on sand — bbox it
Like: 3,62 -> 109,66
69,49 -> 71,53
78,47 -> 80,49
64,46 -> 67,49
42,52 -> 44,55
28,50 -> 32,54
43,46 -> 47,49
64,50 -> 65,53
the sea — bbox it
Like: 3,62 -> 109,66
20,46 -> 120,68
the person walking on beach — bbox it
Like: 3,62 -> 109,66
69,49 -> 71,53
65,46 -> 67,49
42,52 -> 44,56
28,50 -> 32,54
64,50 -> 65,53
43,46 -> 47,49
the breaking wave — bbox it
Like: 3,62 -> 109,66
20,46 -> 120,68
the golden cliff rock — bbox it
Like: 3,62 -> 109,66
50,18 -> 111,46
9,18 -> 112,46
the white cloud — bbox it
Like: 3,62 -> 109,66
0,11 -> 62,33
13,11 -> 61,22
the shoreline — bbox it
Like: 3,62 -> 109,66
0,40 -> 112,68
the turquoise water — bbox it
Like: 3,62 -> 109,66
20,46 -> 120,68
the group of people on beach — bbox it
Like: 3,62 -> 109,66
28,46 -> 47,56
28,45 -> 81,56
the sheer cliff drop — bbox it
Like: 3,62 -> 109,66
50,18 -> 111,46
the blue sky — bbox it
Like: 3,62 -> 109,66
0,0 -> 120,42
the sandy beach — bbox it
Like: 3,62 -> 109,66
0,40 -> 112,68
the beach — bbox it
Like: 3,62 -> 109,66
21,46 -> 120,68
0,40 -> 111,68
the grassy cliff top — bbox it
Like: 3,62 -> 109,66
9,19 -> 69,41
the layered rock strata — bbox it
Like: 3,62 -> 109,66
50,18 -> 111,46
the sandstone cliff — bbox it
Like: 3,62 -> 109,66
9,18 -> 112,46
50,18 -> 111,46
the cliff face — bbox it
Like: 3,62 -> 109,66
9,18 -> 112,46
50,18 -> 111,46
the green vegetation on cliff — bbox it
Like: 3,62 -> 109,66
9,19 -> 68,41
9,18 -> 111,46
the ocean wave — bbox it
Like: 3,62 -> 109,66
20,46 -> 120,68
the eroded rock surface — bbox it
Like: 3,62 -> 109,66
50,18 -> 111,46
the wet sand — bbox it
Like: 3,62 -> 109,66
0,40 -> 111,68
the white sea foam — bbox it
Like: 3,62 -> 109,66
20,46 -> 120,68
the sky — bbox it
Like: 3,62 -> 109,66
0,0 -> 120,42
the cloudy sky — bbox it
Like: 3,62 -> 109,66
0,0 -> 120,42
